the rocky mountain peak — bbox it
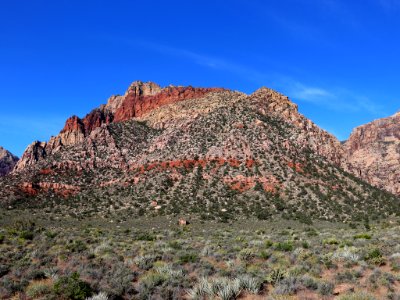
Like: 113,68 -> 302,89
4,83 -> 399,223
0,146 -> 19,176
126,81 -> 162,97
345,111 -> 400,195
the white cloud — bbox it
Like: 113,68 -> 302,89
116,38 -> 385,117
278,77 -> 385,115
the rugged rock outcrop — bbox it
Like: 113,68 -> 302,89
0,147 -> 18,176
3,81 -> 398,222
345,111 -> 400,195
248,87 -> 344,165
13,81 -> 223,171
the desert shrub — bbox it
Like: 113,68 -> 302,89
134,254 -> 158,270
317,281 -> 334,295
238,248 -> 254,261
273,276 -> 300,295
45,231 -> 58,239
300,275 -> 318,290
26,281 -> 52,298
168,240 -> 183,250
274,241 -> 293,252
1,277 -> 27,294
267,268 -> 286,285
238,275 -> 262,294
136,232 -> 156,241
103,263 -> 136,297
26,269 -> 46,281
66,240 -> 87,253
338,292 -> 377,300
54,272 -> 93,300
323,238 -> 339,245
179,253 -> 198,264
8,220 -> 36,240
137,272 -> 167,299
187,276 -> 261,300
187,277 -> 212,299
259,250 -> 271,260
332,247 -> 360,263
365,248 -> 385,265
353,233 -> 372,240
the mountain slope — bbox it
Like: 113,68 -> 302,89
345,111 -> 400,195
1,82 -> 398,222
0,146 -> 18,176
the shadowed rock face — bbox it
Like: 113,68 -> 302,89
344,112 -> 400,195
0,147 -> 18,176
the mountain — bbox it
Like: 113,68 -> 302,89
344,111 -> 400,196
0,146 -> 18,176
1,81 -> 398,222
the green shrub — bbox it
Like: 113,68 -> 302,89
323,238 -> 339,245
338,292 -> 376,300
66,240 -> 87,253
54,272 -> 93,300
353,233 -> 372,240
259,250 -> 271,260
45,231 -> 57,239
274,241 -> 294,252
365,248 -> 385,265
179,253 -> 198,264
136,232 -> 156,241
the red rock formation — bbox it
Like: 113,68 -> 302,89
113,85 -> 224,121
20,182 -> 80,198
61,115 -> 84,134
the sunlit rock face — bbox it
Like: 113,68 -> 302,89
344,111 -> 400,195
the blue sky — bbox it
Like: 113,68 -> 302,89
1,0 -> 399,156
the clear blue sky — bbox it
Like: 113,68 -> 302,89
1,0 -> 399,156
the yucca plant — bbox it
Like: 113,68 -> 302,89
86,292 -> 109,300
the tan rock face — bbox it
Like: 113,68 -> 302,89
248,87 -> 344,166
13,142 -> 46,173
344,112 -> 400,195
0,146 -> 18,176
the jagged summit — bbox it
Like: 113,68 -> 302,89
125,80 -> 162,96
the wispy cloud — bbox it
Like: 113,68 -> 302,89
125,39 -> 269,84
278,77 -> 385,115
114,38 -> 384,116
